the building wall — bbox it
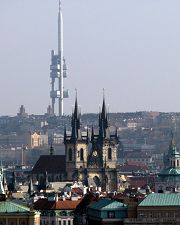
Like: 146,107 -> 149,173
65,142 -> 88,180
0,212 -> 40,225
26,132 -> 48,149
124,206 -> 180,224
102,142 -> 118,169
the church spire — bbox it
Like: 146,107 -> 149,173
49,143 -> 54,155
71,90 -> 81,141
91,126 -> 94,142
98,91 -> 109,140
99,119 -> 105,140
115,127 -> 119,140
101,89 -> 107,122
0,169 -> 5,195
74,88 -> 78,121
169,131 -> 177,155
28,176 -> 34,196
64,125 -> 67,143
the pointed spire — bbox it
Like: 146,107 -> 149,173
99,119 -> 105,140
74,88 -> 78,120
44,171 -> 48,190
71,90 -> 81,141
72,89 -> 80,128
28,177 -> 34,196
115,127 -> 118,139
0,170 -> 5,195
101,89 -> 109,130
59,0 -> 61,11
64,125 -> 67,143
49,143 -> 54,155
86,127 -> 89,143
169,131 -> 176,154
102,89 -> 106,120
2,172 -> 8,193
12,171 -> 17,192
71,117 -> 77,141
91,126 -> 94,142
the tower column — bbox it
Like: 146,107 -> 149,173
58,0 -> 64,116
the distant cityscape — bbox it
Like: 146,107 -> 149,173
1,1 -> 180,225
0,97 -> 180,224
1,103 -> 180,169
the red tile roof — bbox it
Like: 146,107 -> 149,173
72,187 -> 83,195
118,164 -> 147,173
34,198 -> 81,210
126,176 -> 147,189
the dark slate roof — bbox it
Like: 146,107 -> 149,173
31,155 -> 66,174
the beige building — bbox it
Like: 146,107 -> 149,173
26,132 -> 48,149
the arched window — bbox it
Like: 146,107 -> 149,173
69,148 -> 72,161
80,148 -> 84,161
108,148 -> 112,160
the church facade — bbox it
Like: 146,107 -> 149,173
64,97 -> 119,192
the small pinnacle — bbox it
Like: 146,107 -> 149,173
59,0 -> 61,11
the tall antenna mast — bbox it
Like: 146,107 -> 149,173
58,0 -> 63,116
50,0 -> 69,116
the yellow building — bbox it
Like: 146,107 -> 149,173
26,132 -> 48,149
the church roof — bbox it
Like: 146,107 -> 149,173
32,155 -> 66,174
139,193 -> 180,207
0,201 -> 31,213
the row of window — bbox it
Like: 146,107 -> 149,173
42,219 -> 72,225
171,159 -> 180,167
139,211 -> 180,218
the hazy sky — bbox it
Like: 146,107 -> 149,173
1,0 -> 180,115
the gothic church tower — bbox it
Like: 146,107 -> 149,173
87,97 -> 119,191
64,96 -> 89,180
64,95 -> 119,191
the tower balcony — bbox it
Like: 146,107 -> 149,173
50,90 -> 60,98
